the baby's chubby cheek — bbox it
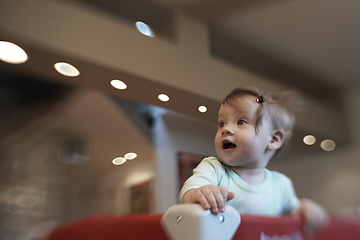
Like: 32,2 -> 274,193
214,138 -> 221,151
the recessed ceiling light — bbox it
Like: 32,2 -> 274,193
135,21 -> 154,37
0,41 -> 28,64
54,62 -> 80,77
303,135 -> 316,145
320,139 -> 336,151
112,157 -> 126,165
198,106 -> 207,113
124,152 -> 137,160
110,79 -> 127,90
158,94 -> 169,102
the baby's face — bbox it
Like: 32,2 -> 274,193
214,95 -> 273,168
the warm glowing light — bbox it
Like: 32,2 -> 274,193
135,21 -> 154,37
124,152 -> 137,160
303,135 -> 316,145
320,139 -> 336,151
54,62 -> 80,77
112,157 -> 127,165
158,94 -> 169,102
0,41 -> 28,64
198,106 -> 207,113
110,79 -> 127,90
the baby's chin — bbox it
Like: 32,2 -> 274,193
216,156 -> 239,167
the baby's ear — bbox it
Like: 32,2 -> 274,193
267,130 -> 284,151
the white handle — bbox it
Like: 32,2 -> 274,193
161,204 -> 241,240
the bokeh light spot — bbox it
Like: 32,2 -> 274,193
158,94 -> 169,102
320,139 -> 336,151
54,62 -> 80,77
0,41 -> 28,64
135,21 -> 154,37
110,79 -> 127,90
112,157 -> 126,165
198,106 -> 207,113
303,135 -> 316,145
124,152 -> 137,160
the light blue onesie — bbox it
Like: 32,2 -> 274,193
180,156 -> 300,215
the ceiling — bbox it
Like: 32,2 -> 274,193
153,0 -> 360,87
1,0 -> 358,155
63,0 -> 360,92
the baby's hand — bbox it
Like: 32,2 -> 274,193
295,198 -> 329,236
182,185 -> 235,214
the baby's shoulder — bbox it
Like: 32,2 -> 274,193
202,156 -> 220,162
198,156 -> 225,170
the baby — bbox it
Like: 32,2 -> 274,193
180,86 -> 328,233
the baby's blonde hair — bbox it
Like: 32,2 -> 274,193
223,86 -> 302,156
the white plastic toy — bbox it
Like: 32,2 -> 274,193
161,204 -> 241,240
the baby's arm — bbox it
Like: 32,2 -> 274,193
292,198 -> 329,235
182,185 -> 235,214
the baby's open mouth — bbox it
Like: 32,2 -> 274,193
222,140 -> 237,149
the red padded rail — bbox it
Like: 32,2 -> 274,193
49,214 -> 167,240
49,214 -> 360,240
233,215 -> 360,240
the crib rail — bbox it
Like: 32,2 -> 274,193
49,205 -> 360,240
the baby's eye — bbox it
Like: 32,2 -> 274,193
219,121 -> 225,128
237,120 -> 247,125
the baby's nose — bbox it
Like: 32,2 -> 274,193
222,126 -> 234,135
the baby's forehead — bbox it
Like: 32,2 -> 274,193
224,95 -> 257,109
219,95 -> 259,115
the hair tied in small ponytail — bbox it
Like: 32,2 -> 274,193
256,95 -> 264,104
